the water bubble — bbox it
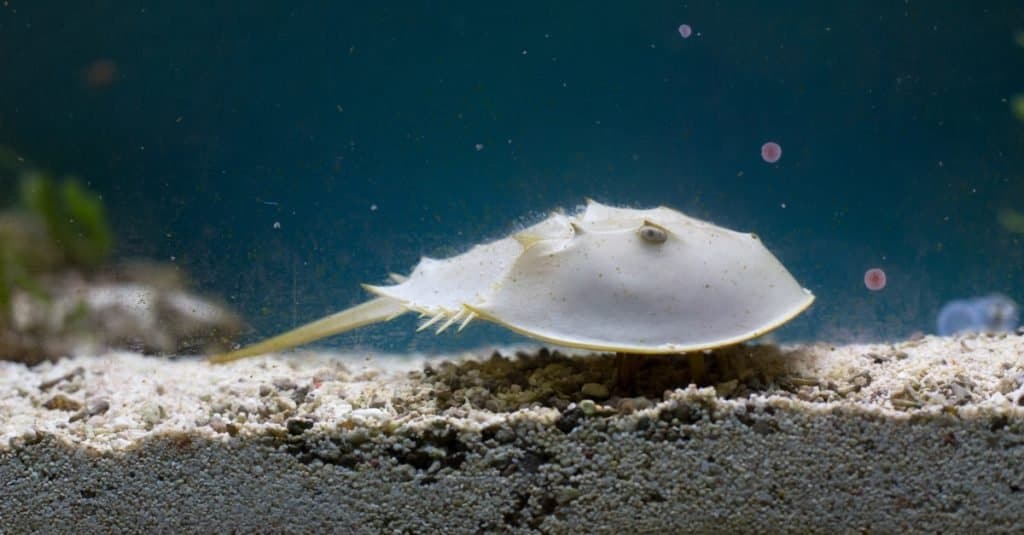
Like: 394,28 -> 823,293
84,59 -> 118,88
863,268 -> 886,291
760,142 -> 782,163
937,294 -> 1019,336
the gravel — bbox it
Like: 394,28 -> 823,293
2,333 -> 1024,533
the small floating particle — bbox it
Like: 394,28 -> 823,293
678,24 -> 693,39
474,143 -> 484,151
272,221 -> 281,229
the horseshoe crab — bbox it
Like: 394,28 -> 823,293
209,199 -> 814,364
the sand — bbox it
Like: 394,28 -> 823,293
2,333 -> 1024,533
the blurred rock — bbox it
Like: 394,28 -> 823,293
936,293 -> 1020,336
1,268 -> 243,364
0,212 -> 63,274
0,154 -> 244,364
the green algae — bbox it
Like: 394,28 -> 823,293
0,148 -> 114,324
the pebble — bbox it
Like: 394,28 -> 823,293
88,399 -> 111,416
714,380 -> 738,397
272,377 -> 298,391
580,383 -> 609,400
556,488 -> 581,504
69,399 -> 110,423
38,367 -> 85,391
996,375 -> 1021,395
42,394 -> 82,411
493,428 -> 516,444
139,402 -> 165,427
351,408 -> 388,421
286,418 -> 315,435
614,397 -> 653,414
209,416 -> 228,433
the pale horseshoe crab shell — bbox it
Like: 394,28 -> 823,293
209,199 -> 814,363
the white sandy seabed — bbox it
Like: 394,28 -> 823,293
2,334 -> 1024,534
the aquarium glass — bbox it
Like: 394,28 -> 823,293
2,1 -> 1023,353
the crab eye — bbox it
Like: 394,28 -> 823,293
638,225 -> 668,244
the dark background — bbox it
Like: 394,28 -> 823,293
2,1 -> 1023,352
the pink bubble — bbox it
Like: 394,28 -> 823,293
760,141 -> 782,163
864,268 -> 887,291
84,59 -> 118,89
678,24 -> 692,39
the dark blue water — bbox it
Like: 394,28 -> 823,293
2,2 -> 1023,352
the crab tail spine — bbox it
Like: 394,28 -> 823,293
208,297 -> 406,364
416,311 -> 447,332
435,309 -> 467,334
457,310 -> 477,332
384,308 -> 407,321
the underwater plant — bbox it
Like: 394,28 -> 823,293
0,150 -> 114,324
1,148 -> 242,363
997,208 -> 1024,234
18,172 -> 113,269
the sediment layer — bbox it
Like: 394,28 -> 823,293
2,334 -> 1023,533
